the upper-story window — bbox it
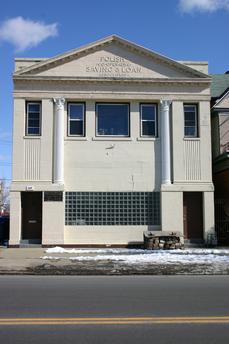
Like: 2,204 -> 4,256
96,103 -> 129,136
68,103 -> 85,136
184,104 -> 198,137
140,104 -> 157,137
26,102 -> 41,136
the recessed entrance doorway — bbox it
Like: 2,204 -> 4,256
183,192 -> 203,242
21,192 -> 42,244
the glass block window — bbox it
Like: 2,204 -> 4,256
68,103 -> 85,136
96,103 -> 129,136
140,104 -> 157,137
26,102 -> 41,136
65,192 -> 160,226
184,104 -> 198,137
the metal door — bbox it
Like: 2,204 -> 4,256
21,192 -> 42,242
183,192 -> 203,240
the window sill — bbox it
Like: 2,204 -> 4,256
92,137 -> 133,141
23,136 -> 41,139
65,137 -> 88,141
137,137 -> 158,141
183,137 -> 200,141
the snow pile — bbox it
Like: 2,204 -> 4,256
42,247 -> 229,266
45,246 -> 229,256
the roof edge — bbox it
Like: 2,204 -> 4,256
212,88 -> 229,108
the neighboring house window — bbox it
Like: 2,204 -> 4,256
68,103 -> 85,136
96,103 -> 129,136
26,102 -> 41,136
184,104 -> 198,137
140,104 -> 157,137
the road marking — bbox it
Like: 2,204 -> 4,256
0,316 -> 229,325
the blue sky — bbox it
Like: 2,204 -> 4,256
0,0 -> 229,182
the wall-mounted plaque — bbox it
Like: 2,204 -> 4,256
44,192 -> 63,202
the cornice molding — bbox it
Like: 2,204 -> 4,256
13,75 -> 211,86
13,93 -> 211,102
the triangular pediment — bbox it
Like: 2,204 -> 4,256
14,35 -> 209,80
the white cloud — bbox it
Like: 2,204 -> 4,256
179,0 -> 229,12
0,17 -> 58,52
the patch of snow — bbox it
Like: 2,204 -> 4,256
42,246 -> 229,269
45,246 -> 229,256
45,247 -> 139,254
41,250 -> 229,266
66,253 -> 229,265
45,247 -> 67,254
41,256 -> 61,260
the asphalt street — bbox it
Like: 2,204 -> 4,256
0,275 -> 229,343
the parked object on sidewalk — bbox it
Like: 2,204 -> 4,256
143,231 -> 184,250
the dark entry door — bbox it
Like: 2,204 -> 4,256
183,192 -> 203,240
21,192 -> 42,242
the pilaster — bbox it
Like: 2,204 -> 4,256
160,100 -> 172,184
53,98 -> 65,184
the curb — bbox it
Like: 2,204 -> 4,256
0,262 -> 229,276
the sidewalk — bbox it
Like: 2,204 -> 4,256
0,248 -> 44,274
1,246 -> 229,275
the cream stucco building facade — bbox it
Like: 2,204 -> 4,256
9,35 -> 215,247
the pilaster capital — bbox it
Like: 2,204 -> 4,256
53,98 -> 65,110
160,99 -> 172,112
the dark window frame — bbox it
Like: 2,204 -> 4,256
140,103 -> 158,137
95,103 -> 130,137
67,102 -> 86,137
184,104 -> 199,138
25,101 -> 42,136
